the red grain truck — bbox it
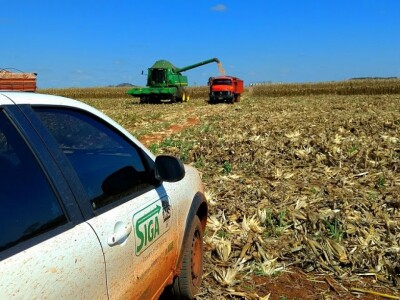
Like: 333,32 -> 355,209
0,69 -> 37,92
208,76 -> 244,104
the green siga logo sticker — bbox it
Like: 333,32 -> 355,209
133,197 -> 171,255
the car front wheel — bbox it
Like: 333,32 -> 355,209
172,215 -> 204,299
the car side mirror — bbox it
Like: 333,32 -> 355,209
155,155 -> 185,182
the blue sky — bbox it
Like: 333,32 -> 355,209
1,0 -> 399,88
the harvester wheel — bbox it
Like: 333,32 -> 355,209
182,92 -> 186,102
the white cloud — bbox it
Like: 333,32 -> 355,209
211,4 -> 227,12
114,60 -> 124,65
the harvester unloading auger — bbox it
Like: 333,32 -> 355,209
127,58 -> 220,103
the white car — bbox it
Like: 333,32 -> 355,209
0,92 -> 208,299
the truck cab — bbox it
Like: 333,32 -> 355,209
208,76 -> 244,104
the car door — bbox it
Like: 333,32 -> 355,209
0,101 -> 107,299
31,106 -> 180,299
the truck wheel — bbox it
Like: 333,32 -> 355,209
172,215 -> 204,299
235,94 -> 241,102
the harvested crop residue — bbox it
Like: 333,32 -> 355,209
41,85 -> 400,299
154,94 -> 400,299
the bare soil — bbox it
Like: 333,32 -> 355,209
140,117 -> 199,146
199,265 -> 399,299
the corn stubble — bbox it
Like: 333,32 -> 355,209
40,82 -> 400,299
161,94 -> 399,298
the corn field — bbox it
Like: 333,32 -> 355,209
249,78 -> 400,97
40,78 -> 400,100
39,81 -> 400,299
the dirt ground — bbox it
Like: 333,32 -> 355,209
140,116 -> 200,146
199,265 -> 399,299
134,94 -> 399,300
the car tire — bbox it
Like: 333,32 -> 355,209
172,215 -> 204,299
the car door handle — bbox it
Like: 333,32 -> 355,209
107,224 -> 133,247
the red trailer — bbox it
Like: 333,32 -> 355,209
208,76 -> 244,104
0,69 -> 37,92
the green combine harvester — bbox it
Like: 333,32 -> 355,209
127,58 -> 220,103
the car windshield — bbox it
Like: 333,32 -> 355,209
212,79 -> 232,85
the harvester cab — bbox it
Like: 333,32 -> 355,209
127,58 -> 220,103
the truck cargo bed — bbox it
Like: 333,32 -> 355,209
0,71 -> 37,92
